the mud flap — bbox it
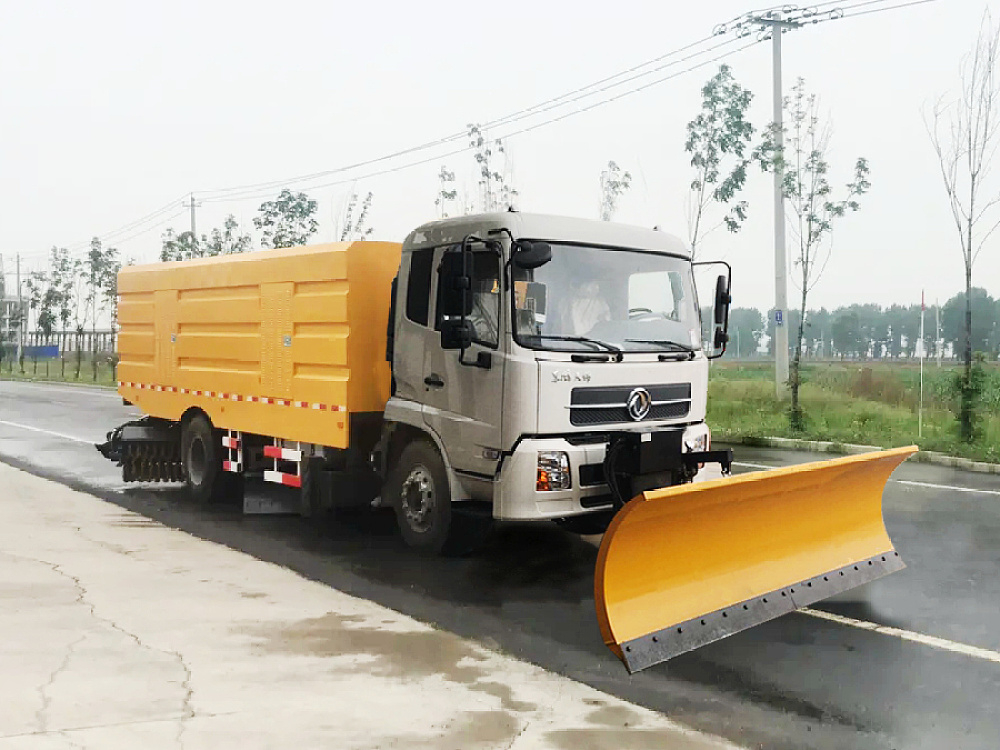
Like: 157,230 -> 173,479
594,446 -> 917,673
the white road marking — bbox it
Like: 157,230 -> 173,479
734,462 -> 1000,497
0,419 -> 94,445
894,479 -> 1000,496
0,380 -> 122,399
733,461 -> 775,471
800,607 -> 1000,665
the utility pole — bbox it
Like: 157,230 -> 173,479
752,11 -> 800,398
719,7 -> 847,397
183,193 -> 201,252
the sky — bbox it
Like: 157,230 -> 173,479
2,0 -> 998,322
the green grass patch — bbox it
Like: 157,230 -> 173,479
0,354 -> 118,388
709,361 -> 1000,464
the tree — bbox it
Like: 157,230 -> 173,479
759,78 -> 870,429
468,124 -> 517,212
941,288 -> 997,354
161,215 -> 252,262
84,238 -> 120,380
201,215 -> 252,256
728,307 -> 764,357
254,189 -> 319,249
435,166 -> 458,218
339,191 -> 374,241
599,161 -> 632,221
926,12 -> 1000,441
684,64 -> 755,259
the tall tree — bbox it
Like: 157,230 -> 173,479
468,124 -> 517,212
84,238 -> 120,380
599,161 -> 632,221
435,166 -> 458,218
684,64 -> 755,259
926,12 -> 1000,441
759,78 -> 870,429
254,190 -> 319,249
339,191 -> 375,241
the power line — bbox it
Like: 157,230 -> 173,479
199,33 -> 729,200
205,37 -> 762,204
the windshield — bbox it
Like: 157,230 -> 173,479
512,243 -> 701,354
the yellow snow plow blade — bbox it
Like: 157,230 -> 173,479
595,446 -> 917,673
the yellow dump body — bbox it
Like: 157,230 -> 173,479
116,241 -> 402,448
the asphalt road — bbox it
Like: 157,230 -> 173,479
2,379 -> 999,750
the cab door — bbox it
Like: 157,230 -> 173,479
421,246 -> 505,482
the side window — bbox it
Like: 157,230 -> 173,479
435,250 -> 501,348
406,248 -> 434,326
468,252 -> 501,348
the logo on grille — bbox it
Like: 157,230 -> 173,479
626,388 -> 652,421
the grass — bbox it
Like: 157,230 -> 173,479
0,354 -> 118,388
708,361 -> 1000,464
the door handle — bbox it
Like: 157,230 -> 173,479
424,374 -> 445,389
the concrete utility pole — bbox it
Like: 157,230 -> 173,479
753,11 -> 800,399
183,193 -> 200,249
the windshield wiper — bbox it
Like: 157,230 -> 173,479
625,339 -> 697,359
531,335 -> 623,360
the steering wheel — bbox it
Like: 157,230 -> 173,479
629,307 -> 654,319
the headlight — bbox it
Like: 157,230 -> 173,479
537,451 -> 571,491
683,423 -> 711,453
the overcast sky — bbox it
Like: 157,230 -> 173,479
2,0 -> 997,318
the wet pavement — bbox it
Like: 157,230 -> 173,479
2,380 -> 999,750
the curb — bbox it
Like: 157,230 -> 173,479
719,435 -> 1000,476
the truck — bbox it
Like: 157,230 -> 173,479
98,211 -> 915,672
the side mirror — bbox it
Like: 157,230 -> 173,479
513,240 -> 552,269
714,274 -> 731,325
438,252 -> 473,317
440,318 -> 473,350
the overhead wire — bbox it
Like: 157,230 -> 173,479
206,36 -> 754,204
198,32 -> 724,199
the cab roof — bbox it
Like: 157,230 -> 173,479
403,212 -> 690,259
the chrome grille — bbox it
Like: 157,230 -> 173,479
569,384 -> 691,426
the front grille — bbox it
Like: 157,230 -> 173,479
569,383 -> 691,426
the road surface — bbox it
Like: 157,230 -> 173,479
1,379 -> 998,749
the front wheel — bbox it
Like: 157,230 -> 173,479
388,441 -> 490,555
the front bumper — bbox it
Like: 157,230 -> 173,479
495,437 -> 614,520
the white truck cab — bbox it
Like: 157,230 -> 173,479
377,211 -> 731,552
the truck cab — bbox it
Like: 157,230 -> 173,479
379,212 -> 730,552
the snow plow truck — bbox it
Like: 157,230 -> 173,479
97,211 -> 915,672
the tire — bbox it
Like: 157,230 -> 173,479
180,414 -> 228,504
387,440 -> 493,555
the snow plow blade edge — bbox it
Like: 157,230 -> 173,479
594,446 -> 917,673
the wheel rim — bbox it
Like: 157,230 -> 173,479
401,465 -> 435,532
187,435 -> 207,486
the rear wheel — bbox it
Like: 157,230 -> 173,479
388,441 -> 491,555
181,415 -> 231,504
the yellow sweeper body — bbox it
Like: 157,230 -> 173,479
117,241 -> 402,447
594,446 -> 917,672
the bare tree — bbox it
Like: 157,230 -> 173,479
468,124 -> 517,212
435,166 -> 458,218
599,161 -> 632,221
339,191 -> 375,241
759,78 -> 870,429
926,11 -> 1000,442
